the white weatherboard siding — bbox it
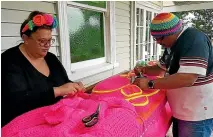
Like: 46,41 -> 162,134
1,1 -> 60,58
113,1 -> 131,74
137,1 -> 163,11
78,70 -> 114,88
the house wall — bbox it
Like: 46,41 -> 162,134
136,1 -> 163,11
1,1 -> 132,87
1,1 -> 60,58
114,1 -> 131,74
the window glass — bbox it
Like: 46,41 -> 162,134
74,1 -> 106,8
67,6 -> 105,63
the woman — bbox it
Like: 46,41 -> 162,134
1,11 -> 85,127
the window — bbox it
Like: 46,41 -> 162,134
74,1 -> 106,8
152,13 -> 158,60
145,10 -> 152,62
136,8 -> 144,61
136,8 -> 161,62
67,6 -> 105,63
57,1 -> 117,81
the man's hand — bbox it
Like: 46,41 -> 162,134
134,64 -> 166,76
132,73 -> 199,90
132,78 -> 149,90
134,66 -> 146,76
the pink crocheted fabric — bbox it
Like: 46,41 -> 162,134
2,71 -> 172,137
92,73 -> 172,136
2,93 -> 143,137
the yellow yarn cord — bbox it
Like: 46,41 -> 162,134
140,89 -> 160,97
124,89 -> 159,107
120,85 -> 142,98
120,71 -> 135,78
92,84 -> 131,93
126,96 -> 149,107
92,72 -> 161,107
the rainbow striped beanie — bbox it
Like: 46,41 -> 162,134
150,13 -> 182,38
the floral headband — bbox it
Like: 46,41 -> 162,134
22,14 -> 58,33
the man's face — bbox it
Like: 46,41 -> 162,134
154,35 -> 174,48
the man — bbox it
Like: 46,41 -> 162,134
133,12 -> 213,137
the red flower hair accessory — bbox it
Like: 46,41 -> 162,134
33,15 -> 46,26
22,14 -> 58,33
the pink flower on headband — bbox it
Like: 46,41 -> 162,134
43,14 -> 54,26
33,15 -> 46,26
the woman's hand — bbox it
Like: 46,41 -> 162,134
76,82 -> 86,92
54,82 -> 85,97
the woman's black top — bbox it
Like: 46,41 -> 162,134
1,44 -> 71,127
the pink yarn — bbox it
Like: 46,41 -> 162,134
2,93 -> 142,137
2,74 -> 172,137
43,14 -> 54,26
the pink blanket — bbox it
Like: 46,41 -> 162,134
2,93 -> 144,137
92,72 -> 172,136
2,71 -> 172,137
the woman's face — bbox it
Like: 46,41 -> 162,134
26,29 -> 53,57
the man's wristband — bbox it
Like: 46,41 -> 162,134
148,80 -> 155,89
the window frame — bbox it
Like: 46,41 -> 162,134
134,3 -> 162,64
57,1 -> 118,81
